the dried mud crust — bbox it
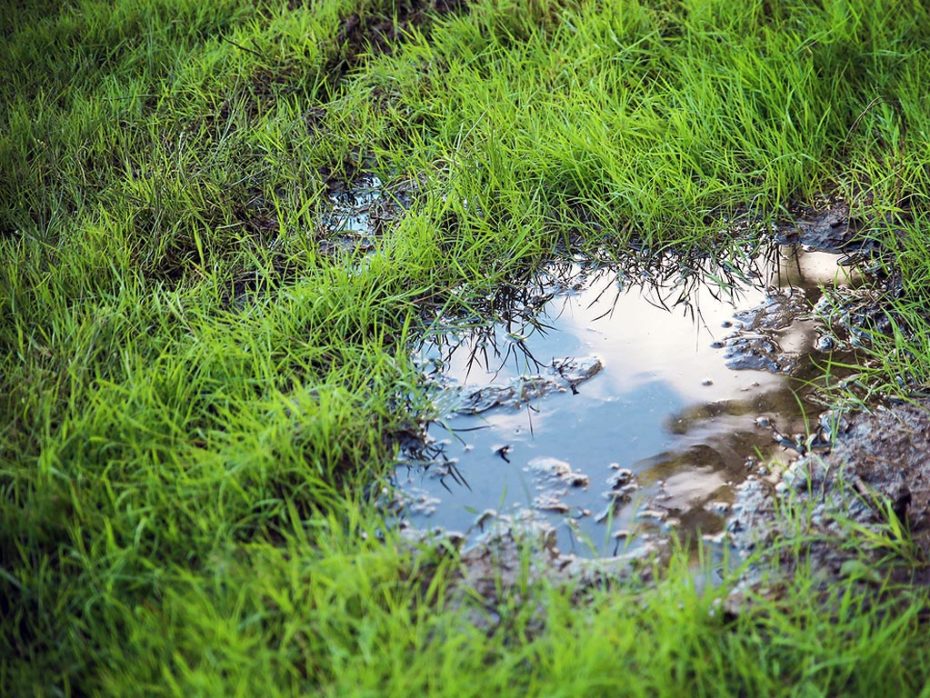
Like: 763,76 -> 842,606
728,400 -> 930,591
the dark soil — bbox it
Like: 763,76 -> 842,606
323,0 -> 470,89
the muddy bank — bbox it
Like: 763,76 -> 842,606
371,187 -> 930,626
728,399 -> 930,593
377,188 -> 927,600
397,511 -> 662,630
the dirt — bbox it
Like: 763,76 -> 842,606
727,399 -> 930,603
398,512 -> 660,630
774,198 -> 869,253
321,0 -> 470,91
721,290 -> 814,373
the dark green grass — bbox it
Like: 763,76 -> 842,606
3,0 -> 930,694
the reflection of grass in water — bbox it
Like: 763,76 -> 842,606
4,0 -> 930,692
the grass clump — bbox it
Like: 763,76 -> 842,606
3,0 -> 930,694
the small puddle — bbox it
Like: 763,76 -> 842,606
392,246 -> 860,560
318,174 -> 416,255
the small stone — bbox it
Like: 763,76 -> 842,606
608,468 -> 635,488
636,508 -> 668,523
754,416 -> 771,428
702,378 -> 714,386
566,473 -> 590,488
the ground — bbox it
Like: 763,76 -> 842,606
3,0 -> 930,694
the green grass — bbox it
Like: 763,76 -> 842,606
3,0 -> 930,694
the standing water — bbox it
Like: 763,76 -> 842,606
392,247 -> 859,559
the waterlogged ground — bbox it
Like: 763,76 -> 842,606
393,248 -> 859,559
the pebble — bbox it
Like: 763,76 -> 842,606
636,509 -> 668,523
705,500 -> 732,516
608,468 -> 635,488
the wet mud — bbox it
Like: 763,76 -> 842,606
773,197 -> 874,254
727,399 -> 930,603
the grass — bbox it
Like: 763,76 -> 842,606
3,0 -> 930,693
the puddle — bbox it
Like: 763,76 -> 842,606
392,246 -> 860,560
317,174 -> 416,255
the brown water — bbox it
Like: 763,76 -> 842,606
393,247 -> 859,558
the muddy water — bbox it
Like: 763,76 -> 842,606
394,247 -> 858,558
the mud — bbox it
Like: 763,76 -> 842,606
774,198 -> 870,253
398,511 -> 659,630
728,400 -> 930,593
452,355 -> 603,415
720,245 -> 865,374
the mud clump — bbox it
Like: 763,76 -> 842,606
773,196 -> 882,257
728,400 -> 930,592
722,291 -> 812,373
775,200 -> 861,252
814,287 -> 896,351
806,402 -> 930,543
454,355 -> 602,414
